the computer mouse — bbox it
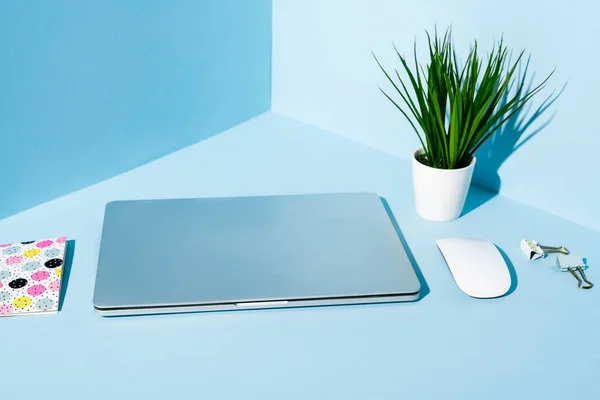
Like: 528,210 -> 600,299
436,238 -> 511,298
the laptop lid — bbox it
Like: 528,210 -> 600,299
93,192 -> 420,316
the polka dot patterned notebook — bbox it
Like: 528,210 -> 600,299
0,237 -> 67,316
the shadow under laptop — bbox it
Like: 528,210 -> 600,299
59,239 -> 75,311
380,197 -> 430,301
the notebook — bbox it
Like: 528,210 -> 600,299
0,237 -> 67,316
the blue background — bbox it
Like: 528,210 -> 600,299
2,0 -> 599,231
272,0 -> 600,231
0,113 -> 598,399
0,0 -> 271,220
1,1 -> 599,395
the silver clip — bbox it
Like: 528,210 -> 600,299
567,267 -> 594,289
556,255 -> 593,289
539,244 -> 570,255
521,239 -> 570,261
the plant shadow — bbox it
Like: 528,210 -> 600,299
59,239 -> 75,311
471,57 -> 565,195
380,197 -> 430,301
461,185 -> 498,217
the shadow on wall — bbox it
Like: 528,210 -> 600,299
472,58 -> 566,193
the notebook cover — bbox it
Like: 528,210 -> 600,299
0,237 -> 67,316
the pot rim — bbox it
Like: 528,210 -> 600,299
413,148 -> 476,172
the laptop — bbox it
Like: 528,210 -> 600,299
92,192 -> 421,316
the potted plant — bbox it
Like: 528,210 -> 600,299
374,28 -> 553,221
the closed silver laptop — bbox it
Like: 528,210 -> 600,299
93,192 -> 420,316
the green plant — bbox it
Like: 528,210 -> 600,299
373,28 -> 553,169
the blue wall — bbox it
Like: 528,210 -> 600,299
272,0 -> 600,230
0,0 -> 271,219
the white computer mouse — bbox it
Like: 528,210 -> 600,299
436,238 -> 512,298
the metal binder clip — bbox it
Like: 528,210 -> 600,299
521,239 -> 569,261
556,255 -> 593,289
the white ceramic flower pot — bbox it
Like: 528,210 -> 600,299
412,148 -> 476,222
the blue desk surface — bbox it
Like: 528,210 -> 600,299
1,112 -> 599,399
